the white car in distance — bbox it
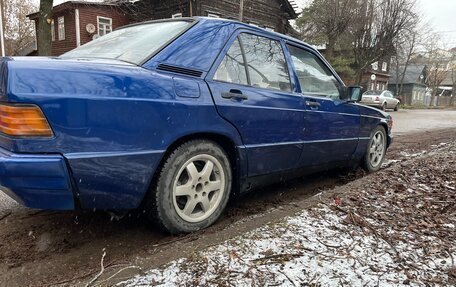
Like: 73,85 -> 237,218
360,90 -> 400,111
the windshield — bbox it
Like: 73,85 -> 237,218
61,21 -> 193,65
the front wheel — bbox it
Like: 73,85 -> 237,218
394,104 -> 399,111
381,103 -> 387,111
145,140 -> 232,234
361,126 -> 387,172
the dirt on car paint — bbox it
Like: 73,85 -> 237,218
0,127 -> 455,287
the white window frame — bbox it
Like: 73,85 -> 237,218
97,16 -> 112,36
382,62 -> 387,71
207,12 -> 220,18
58,16 -> 65,41
371,61 -> 378,70
51,19 -> 55,42
172,13 -> 182,18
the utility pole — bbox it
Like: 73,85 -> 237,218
0,0 -> 5,57
239,0 -> 244,21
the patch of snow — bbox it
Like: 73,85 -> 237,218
119,206 -> 454,287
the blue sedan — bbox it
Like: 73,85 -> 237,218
0,17 -> 392,233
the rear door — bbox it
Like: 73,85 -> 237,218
285,44 -> 360,166
206,32 -> 306,177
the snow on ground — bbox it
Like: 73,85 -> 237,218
120,206 -> 454,287
120,142 -> 456,287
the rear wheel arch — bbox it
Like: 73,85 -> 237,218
143,134 -> 239,233
141,132 -> 240,206
162,133 -> 239,170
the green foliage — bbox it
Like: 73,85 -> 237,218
330,56 -> 356,83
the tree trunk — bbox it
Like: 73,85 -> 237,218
37,0 -> 52,56
325,37 -> 335,62
429,90 -> 437,107
451,83 -> 456,106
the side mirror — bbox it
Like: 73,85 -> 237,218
345,86 -> 362,102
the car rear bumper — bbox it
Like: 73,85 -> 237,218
0,147 -> 75,210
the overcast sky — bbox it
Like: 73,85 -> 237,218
48,0 -> 456,48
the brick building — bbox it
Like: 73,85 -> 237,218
27,1 -> 129,56
27,0 -> 298,56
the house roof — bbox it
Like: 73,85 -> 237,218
389,64 -> 426,85
27,1 -> 119,19
441,72 -> 455,86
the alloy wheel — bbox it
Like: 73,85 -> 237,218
172,154 -> 225,223
369,131 -> 385,168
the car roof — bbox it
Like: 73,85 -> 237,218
119,17 -> 319,55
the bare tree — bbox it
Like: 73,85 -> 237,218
350,0 -> 418,84
391,23 -> 422,98
37,0 -> 53,56
295,0 -> 357,61
1,0 -> 37,56
449,55 -> 456,106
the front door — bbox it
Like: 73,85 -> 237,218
206,32 -> 306,176
286,44 -> 360,167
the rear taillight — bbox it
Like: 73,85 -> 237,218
388,118 -> 393,129
0,104 -> 53,137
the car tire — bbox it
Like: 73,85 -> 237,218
381,103 -> 386,111
145,139 -> 232,234
394,104 -> 399,111
361,125 -> 387,173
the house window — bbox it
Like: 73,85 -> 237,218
51,20 -> 55,42
58,16 -> 65,41
382,62 -> 387,71
172,13 -> 182,18
371,61 -> 378,70
97,17 -> 112,36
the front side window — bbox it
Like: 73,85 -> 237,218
62,21 -> 193,65
214,38 -> 248,85
58,16 -> 65,41
287,45 -> 340,99
240,33 -> 291,91
98,17 -> 112,36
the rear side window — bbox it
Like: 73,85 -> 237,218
214,33 -> 291,92
287,45 -> 340,99
214,38 -> 248,85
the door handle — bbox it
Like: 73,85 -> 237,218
221,90 -> 248,100
305,101 -> 320,108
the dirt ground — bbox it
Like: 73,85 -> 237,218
0,126 -> 455,286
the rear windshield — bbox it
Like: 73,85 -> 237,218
61,21 -> 193,65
